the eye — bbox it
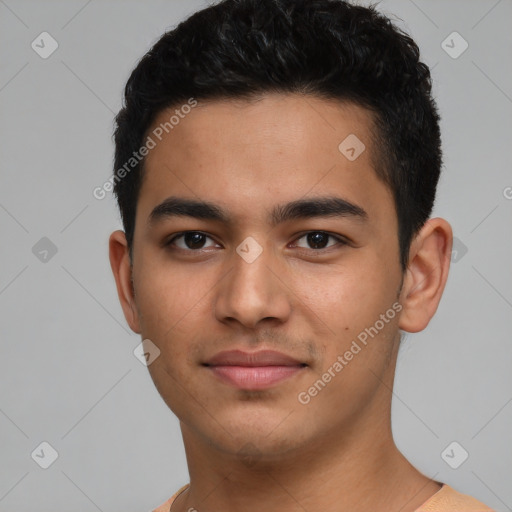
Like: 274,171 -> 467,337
165,231 -> 219,251
164,230 -> 347,253
292,231 -> 347,250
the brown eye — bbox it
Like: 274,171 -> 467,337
294,231 -> 346,250
166,232 -> 218,251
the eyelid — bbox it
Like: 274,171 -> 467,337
164,230 -> 349,251
164,231 -> 219,249
290,231 -> 349,249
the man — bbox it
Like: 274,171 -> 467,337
108,0 -> 494,510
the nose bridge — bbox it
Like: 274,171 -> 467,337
233,239 -> 272,293
215,236 -> 290,328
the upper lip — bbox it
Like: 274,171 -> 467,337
204,350 -> 304,367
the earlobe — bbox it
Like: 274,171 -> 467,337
108,230 -> 141,334
398,218 -> 453,333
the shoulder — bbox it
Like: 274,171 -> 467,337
152,483 -> 493,512
152,484 -> 190,512
415,484 -> 495,512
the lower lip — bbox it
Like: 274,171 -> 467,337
208,365 -> 304,390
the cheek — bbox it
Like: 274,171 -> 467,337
297,258 -> 400,369
133,251 -> 207,337
297,262 -> 388,329
134,259 -> 208,415
132,255 -> 220,381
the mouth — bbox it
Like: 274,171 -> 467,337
203,350 -> 307,390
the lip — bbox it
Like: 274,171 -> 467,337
204,350 -> 306,390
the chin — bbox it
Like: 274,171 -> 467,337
204,412 -> 313,460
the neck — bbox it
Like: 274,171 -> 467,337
172,381 -> 441,512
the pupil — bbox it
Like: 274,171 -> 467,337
185,232 -> 205,249
308,232 -> 328,249
182,232 -> 330,250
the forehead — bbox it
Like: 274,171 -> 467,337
137,93 -> 394,227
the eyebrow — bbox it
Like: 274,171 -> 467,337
148,195 -> 368,227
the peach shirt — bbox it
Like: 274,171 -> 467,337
152,482 -> 495,512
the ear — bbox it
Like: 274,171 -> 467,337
398,218 -> 453,333
109,230 -> 141,334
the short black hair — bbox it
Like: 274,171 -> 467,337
113,0 -> 441,270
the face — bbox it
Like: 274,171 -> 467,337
123,94 -> 407,459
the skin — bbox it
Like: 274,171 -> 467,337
109,93 -> 452,512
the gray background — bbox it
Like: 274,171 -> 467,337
0,0 -> 511,510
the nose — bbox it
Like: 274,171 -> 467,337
214,239 -> 292,330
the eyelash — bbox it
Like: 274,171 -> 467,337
164,231 -> 348,253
